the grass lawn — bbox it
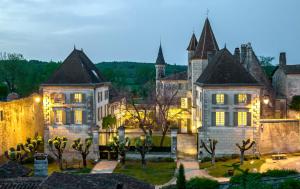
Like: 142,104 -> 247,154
114,160 -> 176,185
200,158 -> 265,177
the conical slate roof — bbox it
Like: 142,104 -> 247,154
186,33 -> 198,51
196,48 -> 259,86
193,18 -> 219,59
44,48 -> 106,85
155,44 -> 166,65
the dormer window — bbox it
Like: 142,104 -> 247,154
54,93 -> 65,103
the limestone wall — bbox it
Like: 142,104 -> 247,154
259,119 -> 300,154
0,95 -> 44,155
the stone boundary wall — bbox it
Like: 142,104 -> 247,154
259,119 -> 300,154
0,95 -> 44,155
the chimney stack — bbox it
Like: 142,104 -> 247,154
234,47 -> 241,63
240,44 -> 247,62
279,52 -> 286,67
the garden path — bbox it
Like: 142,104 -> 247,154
260,156 -> 300,172
91,160 -> 118,174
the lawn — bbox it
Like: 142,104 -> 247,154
113,160 -> 176,185
200,158 -> 265,177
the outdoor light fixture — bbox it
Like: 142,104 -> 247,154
140,135 -> 145,141
263,95 -> 270,105
34,96 -> 41,103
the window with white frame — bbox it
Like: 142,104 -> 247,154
55,110 -> 63,124
216,94 -> 225,104
238,94 -> 247,104
215,111 -> 225,126
238,112 -> 247,126
74,93 -> 82,103
74,110 -> 82,124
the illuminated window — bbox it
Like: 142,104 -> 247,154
216,94 -> 225,104
74,93 -> 82,103
238,112 -> 247,126
54,93 -> 64,103
74,110 -> 82,124
216,111 -> 225,126
55,110 -> 63,124
238,94 -> 247,104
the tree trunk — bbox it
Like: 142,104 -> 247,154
58,155 -> 63,170
82,154 -> 87,168
120,153 -> 126,166
211,153 -> 215,165
141,152 -> 146,168
240,151 -> 244,165
160,132 -> 166,147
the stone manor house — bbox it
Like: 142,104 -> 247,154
38,18 -> 300,160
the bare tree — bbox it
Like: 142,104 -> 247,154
236,139 -> 255,165
155,82 -> 180,146
200,139 -> 218,165
124,83 -> 156,136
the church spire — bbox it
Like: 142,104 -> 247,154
193,18 -> 219,59
186,32 -> 198,51
155,43 -> 166,65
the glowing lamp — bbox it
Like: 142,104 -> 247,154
140,135 -> 145,141
34,96 -> 41,103
263,95 -> 269,105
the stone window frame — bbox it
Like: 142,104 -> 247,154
216,94 -> 225,105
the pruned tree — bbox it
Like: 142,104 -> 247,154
48,136 -> 68,170
72,138 -> 92,168
19,136 -> 43,156
236,139 -> 255,165
109,136 -> 130,166
200,139 -> 218,165
4,147 -> 22,162
125,83 -> 156,136
155,81 -> 180,147
135,135 -> 152,167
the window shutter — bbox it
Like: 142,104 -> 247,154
212,94 -> 216,104
82,94 -> 86,103
82,111 -> 87,124
234,94 -> 238,105
62,110 -> 66,125
50,93 -> 55,103
246,94 -> 251,104
211,112 -> 216,126
224,94 -> 228,105
247,112 -> 252,126
178,118 -> 182,132
234,112 -> 238,126
50,110 -> 54,125
70,93 -> 74,103
66,109 -> 70,124
70,110 -> 74,124
225,112 -> 229,126
188,98 -> 192,108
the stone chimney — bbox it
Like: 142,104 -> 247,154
240,44 -> 247,62
279,52 -> 286,67
234,47 -> 241,63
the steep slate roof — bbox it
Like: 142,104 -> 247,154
186,33 -> 198,51
44,48 -> 106,85
193,18 -> 219,59
155,44 -> 166,65
0,161 -> 32,178
196,48 -> 260,86
40,172 -> 154,189
161,71 -> 188,81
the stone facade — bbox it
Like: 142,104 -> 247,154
0,94 -> 44,155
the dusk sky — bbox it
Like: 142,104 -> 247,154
0,0 -> 299,65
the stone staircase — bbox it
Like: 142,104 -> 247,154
177,134 -> 198,160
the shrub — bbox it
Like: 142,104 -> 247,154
262,169 -> 298,177
290,96 -> 300,111
230,172 -> 262,184
176,164 -> 186,189
279,179 -> 300,189
201,156 -> 212,162
186,177 -> 219,189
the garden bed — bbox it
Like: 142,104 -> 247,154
113,160 -> 176,185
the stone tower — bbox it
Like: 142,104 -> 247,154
187,32 -> 198,89
155,44 -> 166,80
191,18 -> 219,99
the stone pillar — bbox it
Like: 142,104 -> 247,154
118,125 -> 125,142
198,127 -> 206,160
171,128 -> 178,160
92,128 -> 100,160
34,153 -> 48,177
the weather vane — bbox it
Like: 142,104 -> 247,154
206,9 -> 210,17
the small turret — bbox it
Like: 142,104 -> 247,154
155,44 -> 166,80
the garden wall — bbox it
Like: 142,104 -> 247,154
259,119 -> 300,154
0,95 -> 44,156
